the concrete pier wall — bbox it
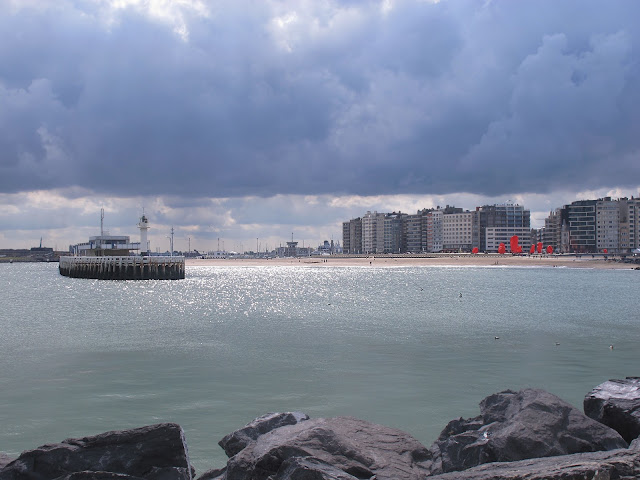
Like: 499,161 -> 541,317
59,256 -> 185,280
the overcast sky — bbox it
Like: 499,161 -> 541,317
1,0 -> 639,252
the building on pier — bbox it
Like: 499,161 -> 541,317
61,210 -> 184,280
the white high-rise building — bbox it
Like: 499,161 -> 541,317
596,198 -> 620,253
442,211 -> 473,252
426,210 -> 443,253
362,211 -> 385,254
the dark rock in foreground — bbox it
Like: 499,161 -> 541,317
3,383 -> 640,480
584,376 -> 640,443
219,412 -> 309,458
428,444 -> 640,480
269,457 -> 362,480
426,388 -> 627,474
0,456 -> 13,472
0,423 -> 191,480
222,416 -> 431,480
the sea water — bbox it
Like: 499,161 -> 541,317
1,262 -> 638,473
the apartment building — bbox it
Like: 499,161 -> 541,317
403,212 -> 424,253
565,200 -> 597,253
620,197 -> 640,252
425,209 -> 443,253
342,217 -> 362,254
384,212 -> 405,253
442,211 -> 473,251
362,211 -> 386,254
596,198 -> 620,253
542,208 -> 564,253
485,227 -> 532,252
473,202 -> 531,252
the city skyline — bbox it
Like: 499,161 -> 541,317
1,1 -> 639,251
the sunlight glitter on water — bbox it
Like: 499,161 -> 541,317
0,262 -> 638,472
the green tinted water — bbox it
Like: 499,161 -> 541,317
0,263 -> 638,473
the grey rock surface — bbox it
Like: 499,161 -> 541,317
427,388 -> 628,474
223,416 -> 431,480
584,376 -> 640,443
0,423 -> 191,480
219,413 -> 309,458
427,446 -> 640,480
267,457 -> 361,480
0,456 -> 14,471
195,467 -> 226,480
52,473 -> 145,480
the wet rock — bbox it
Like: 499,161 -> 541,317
219,413 -> 309,458
584,376 -> 640,443
426,388 -> 627,474
0,423 -> 191,480
223,416 -> 431,480
427,446 -> 640,480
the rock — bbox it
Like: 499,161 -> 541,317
0,423 -> 191,480
195,467 -> 226,480
426,446 -> 640,480
0,455 -> 14,471
223,416 -> 431,480
268,457 -> 361,480
219,413 -> 309,458
52,473 -> 145,480
584,376 -> 640,443
426,388 -> 628,474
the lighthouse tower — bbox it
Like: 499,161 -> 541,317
138,212 -> 150,255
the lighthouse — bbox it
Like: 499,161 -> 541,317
138,212 -> 150,255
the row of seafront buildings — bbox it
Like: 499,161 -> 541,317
539,196 -> 640,255
343,202 -> 530,254
342,197 -> 640,255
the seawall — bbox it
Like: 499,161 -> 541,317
59,255 -> 185,280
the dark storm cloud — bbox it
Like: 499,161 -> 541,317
0,0 -> 639,199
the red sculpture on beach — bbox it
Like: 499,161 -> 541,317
546,245 -> 553,254
472,247 -> 479,254
510,235 -> 522,254
537,242 -> 543,254
498,243 -> 506,254
530,245 -> 535,254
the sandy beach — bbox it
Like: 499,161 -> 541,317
186,254 -> 638,270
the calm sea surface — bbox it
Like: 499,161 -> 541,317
1,262 -> 638,472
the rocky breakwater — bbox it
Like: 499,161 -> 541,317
2,379 -> 640,480
0,424 -> 192,480
584,376 -> 640,444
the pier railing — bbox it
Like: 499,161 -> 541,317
59,256 -> 185,280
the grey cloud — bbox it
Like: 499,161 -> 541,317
0,0 -> 639,200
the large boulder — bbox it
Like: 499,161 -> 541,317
584,376 -> 640,443
219,413 -> 309,458
427,445 -> 640,480
222,416 -> 431,480
0,423 -> 191,480
426,388 -> 627,474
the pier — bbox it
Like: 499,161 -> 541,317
59,256 -> 185,280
